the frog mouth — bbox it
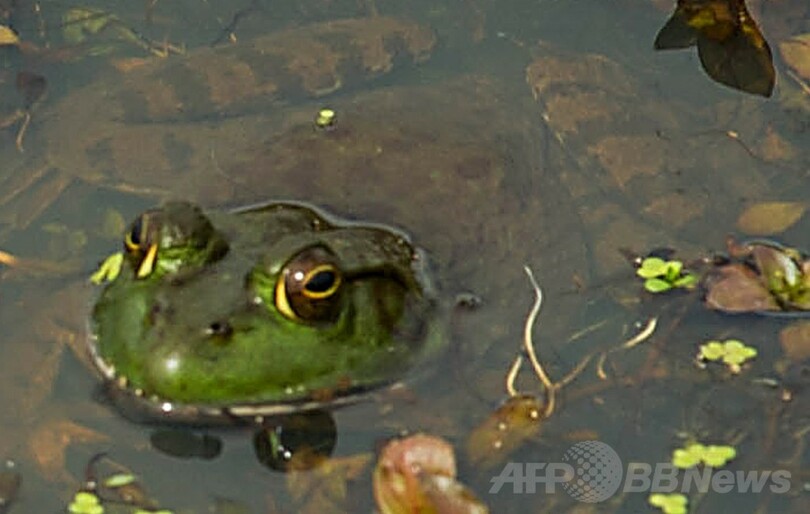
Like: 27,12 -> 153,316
85,329 -> 380,425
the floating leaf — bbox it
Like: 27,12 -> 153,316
67,491 -> 103,514
702,445 -> 736,467
704,264 -> 780,313
655,0 -> 774,96
721,340 -> 757,367
737,202 -> 806,236
752,244 -> 803,293
637,257 -> 669,278
672,443 -> 705,469
103,473 -> 136,488
644,277 -> 674,293
698,341 -> 726,361
649,492 -> 688,514
697,339 -> 757,373
672,274 -> 697,289
663,260 -> 683,280
637,257 -> 695,293
672,441 -> 736,470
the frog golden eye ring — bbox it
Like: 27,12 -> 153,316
124,216 -> 146,253
275,247 -> 343,322
298,264 -> 341,299
136,243 -> 159,279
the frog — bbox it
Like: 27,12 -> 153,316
0,2 -> 807,511
89,200 -> 442,423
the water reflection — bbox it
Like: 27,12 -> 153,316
655,0 -> 775,96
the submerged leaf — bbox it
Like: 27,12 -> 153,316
779,33 -> 810,81
466,395 -> 543,469
0,24 -> 19,46
63,8 -> 119,44
779,321 -> 810,362
737,201 -> 806,236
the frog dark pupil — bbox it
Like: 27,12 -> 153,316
129,218 -> 143,247
305,270 -> 336,293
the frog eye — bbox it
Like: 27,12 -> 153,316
124,216 -> 145,253
123,214 -> 159,278
275,247 -> 343,322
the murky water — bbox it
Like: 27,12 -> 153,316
0,0 -> 808,512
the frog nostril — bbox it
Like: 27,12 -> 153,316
205,321 -> 233,338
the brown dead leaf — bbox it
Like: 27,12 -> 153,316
465,395 -> 543,470
110,57 -> 152,73
779,33 -> 810,81
704,263 -> 780,313
780,321 -> 810,362
29,420 -> 110,481
287,453 -> 372,514
736,201 -> 806,235
758,125 -> 797,162
0,25 -> 19,46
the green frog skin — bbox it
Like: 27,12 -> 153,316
89,201 -> 441,423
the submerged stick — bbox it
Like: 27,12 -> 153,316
523,266 -> 556,417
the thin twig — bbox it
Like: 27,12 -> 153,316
0,249 -> 20,267
523,265 -> 556,417
15,111 -> 30,152
621,317 -> 658,349
505,355 -> 522,397
598,317 -> 658,380
556,353 -> 594,388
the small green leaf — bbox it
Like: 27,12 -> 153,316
663,260 -> 683,281
68,491 -> 103,514
698,341 -> 725,361
72,492 -> 100,506
722,340 -> 757,366
673,273 -> 697,289
645,278 -> 674,293
103,472 -> 136,488
672,443 -> 705,469
637,257 -> 668,278
649,492 -> 688,514
702,445 -> 736,467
